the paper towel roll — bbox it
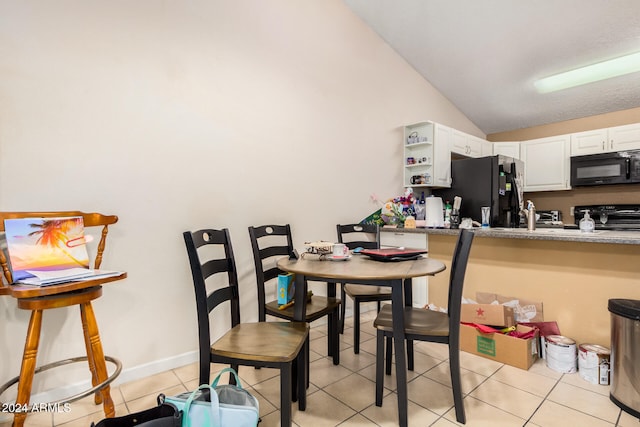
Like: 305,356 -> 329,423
425,197 -> 444,228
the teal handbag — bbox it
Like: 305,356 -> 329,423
162,368 -> 259,427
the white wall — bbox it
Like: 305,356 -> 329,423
0,0 -> 481,396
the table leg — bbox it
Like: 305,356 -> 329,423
80,302 -> 115,418
326,281 -> 337,359
403,278 -> 415,371
390,279 -> 408,427
326,281 -> 336,298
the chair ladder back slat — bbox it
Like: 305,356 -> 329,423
259,246 -> 290,259
263,266 -> 282,283
250,224 -> 291,240
201,259 -> 234,280
206,286 -> 236,313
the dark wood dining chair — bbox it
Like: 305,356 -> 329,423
373,228 -> 474,424
183,228 -> 308,427
248,224 -> 340,365
336,223 -> 391,354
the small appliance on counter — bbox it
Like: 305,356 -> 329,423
573,205 -> 640,230
424,196 -> 444,228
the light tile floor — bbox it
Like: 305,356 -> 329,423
3,310 -> 639,427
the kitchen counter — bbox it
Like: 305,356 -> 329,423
380,225 -> 640,348
381,226 -> 640,245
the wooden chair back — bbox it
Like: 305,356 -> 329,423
0,211 -> 118,290
247,224 -> 294,322
183,228 -> 241,384
336,223 -> 380,250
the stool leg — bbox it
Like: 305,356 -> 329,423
81,307 -> 102,405
13,310 -> 43,427
80,302 -> 115,418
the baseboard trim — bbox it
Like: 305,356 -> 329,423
1,351 -> 199,410
1,309 -> 376,418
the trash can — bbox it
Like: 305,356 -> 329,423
609,299 -> 640,418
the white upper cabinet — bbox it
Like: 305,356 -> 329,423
479,137 -> 494,157
609,123 -> 640,151
571,129 -> 608,155
450,130 -> 486,157
450,129 -> 468,156
403,121 -> 451,188
571,123 -> 640,156
493,141 -> 521,159
433,124 -> 452,187
521,135 -> 571,191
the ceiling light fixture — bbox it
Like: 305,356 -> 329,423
534,52 -> 640,93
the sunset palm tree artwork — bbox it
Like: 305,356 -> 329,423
4,216 -> 91,281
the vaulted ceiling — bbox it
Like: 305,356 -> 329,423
344,0 -> 640,135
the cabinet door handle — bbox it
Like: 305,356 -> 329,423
602,141 -> 605,150
610,139 -> 614,150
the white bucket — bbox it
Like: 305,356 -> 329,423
578,344 -> 610,385
546,335 -> 577,373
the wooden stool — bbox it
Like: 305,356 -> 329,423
0,211 -> 126,427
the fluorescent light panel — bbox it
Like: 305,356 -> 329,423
535,51 -> 640,93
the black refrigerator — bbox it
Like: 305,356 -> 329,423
432,155 -> 524,228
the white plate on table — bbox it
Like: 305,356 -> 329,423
327,255 -> 352,261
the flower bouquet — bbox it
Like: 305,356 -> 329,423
362,191 -> 416,227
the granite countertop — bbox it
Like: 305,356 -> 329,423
380,226 -> 640,245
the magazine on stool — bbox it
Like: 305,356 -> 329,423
4,216 -> 122,286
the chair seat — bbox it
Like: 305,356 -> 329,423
211,322 -> 309,363
373,304 -> 450,336
266,297 -> 341,322
344,284 -> 391,299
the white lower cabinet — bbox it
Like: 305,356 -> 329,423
521,135 -> 571,191
380,231 -> 429,308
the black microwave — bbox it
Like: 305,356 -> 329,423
570,150 -> 640,187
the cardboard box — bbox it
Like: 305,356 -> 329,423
476,292 -> 544,323
460,324 -> 539,370
277,273 -> 295,305
460,303 -> 515,327
519,321 -> 561,359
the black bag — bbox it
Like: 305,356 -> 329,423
91,402 -> 182,427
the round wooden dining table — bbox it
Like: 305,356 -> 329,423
277,253 -> 446,427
